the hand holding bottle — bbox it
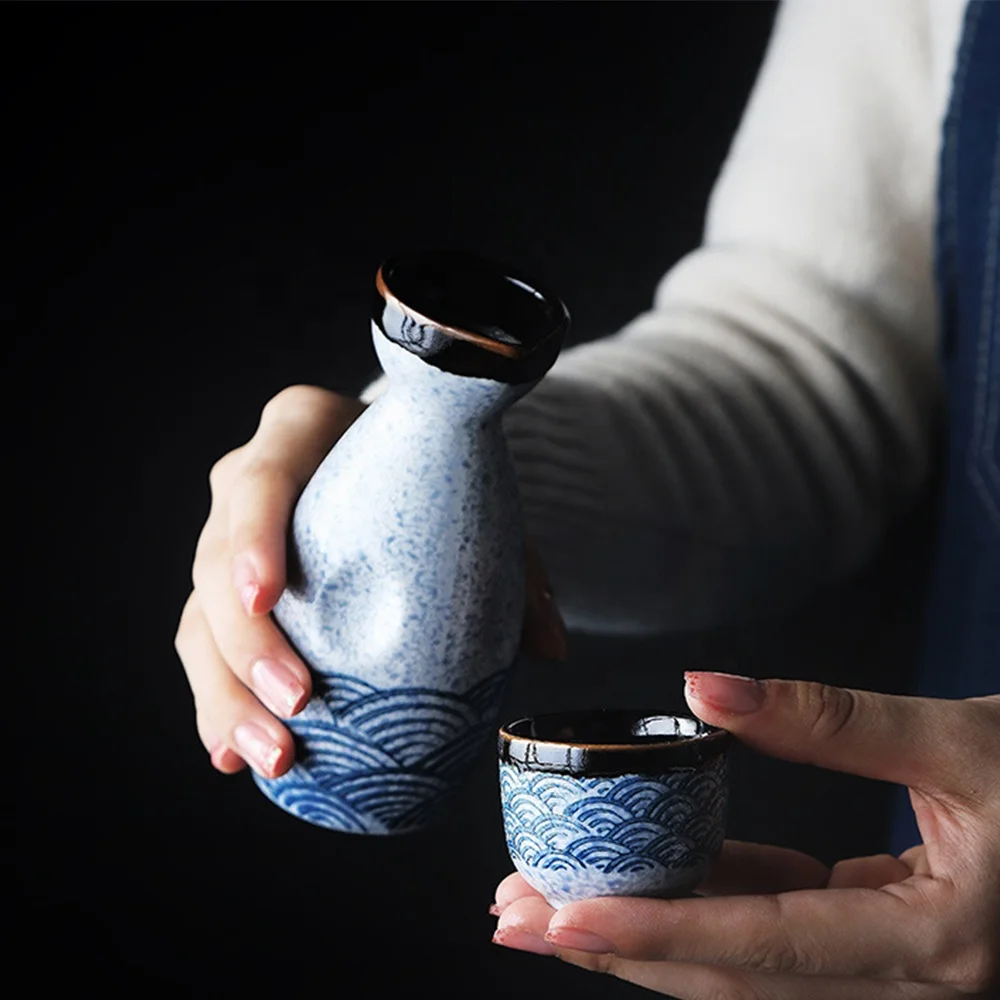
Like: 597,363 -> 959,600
174,384 -> 566,779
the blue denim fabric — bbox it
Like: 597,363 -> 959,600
890,0 -> 1000,855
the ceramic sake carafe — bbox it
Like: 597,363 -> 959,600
254,250 -> 568,834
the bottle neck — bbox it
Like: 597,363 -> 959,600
372,325 -> 532,424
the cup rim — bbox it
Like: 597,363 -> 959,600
498,709 -> 726,750
498,709 -> 729,777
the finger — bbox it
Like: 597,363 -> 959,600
493,893 -> 559,956
493,871 -> 546,913
553,950 -> 954,1000
193,528 -> 311,718
175,594 -> 295,778
228,387 -> 366,615
827,854 -> 913,890
543,887 -> 933,980
209,744 -> 247,774
697,840 -> 830,896
491,845 -> 828,936
520,538 -> 567,661
682,671 -> 980,795
899,846 -> 931,876
492,880 -> 949,997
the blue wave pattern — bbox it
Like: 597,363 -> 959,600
254,669 -> 508,834
500,758 -> 727,907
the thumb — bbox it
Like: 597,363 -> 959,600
683,671 -> 972,795
230,388 -> 367,616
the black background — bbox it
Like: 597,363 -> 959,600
12,4 -> 933,996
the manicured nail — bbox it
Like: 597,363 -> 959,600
233,555 -> 260,615
545,928 -> 616,954
251,658 -> 306,715
492,928 -> 557,956
685,671 -> 765,714
488,903 -> 504,917
234,723 -> 283,776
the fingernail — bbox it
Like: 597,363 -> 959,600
251,658 -> 306,715
492,928 -> 557,956
233,723 -> 283,776
685,671 -> 765,714
488,903 -> 504,917
233,555 -> 260,615
545,928 -> 616,954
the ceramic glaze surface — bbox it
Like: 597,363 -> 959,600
254,325 -> 535,833
499,756 -> 728,907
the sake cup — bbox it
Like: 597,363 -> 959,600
498,709 -> 729,908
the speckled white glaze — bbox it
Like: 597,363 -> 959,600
253,325 -> 533,833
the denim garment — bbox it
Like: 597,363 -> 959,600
891,0 -> 1000,854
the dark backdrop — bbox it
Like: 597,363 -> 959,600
12,4 -> 932,996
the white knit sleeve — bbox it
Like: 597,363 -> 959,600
362,0 -> 959,634
499,0 -> 958,633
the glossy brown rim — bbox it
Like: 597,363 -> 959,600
376,265 -> 525,360
498,715 -> 727,751
498,710 -> 730,777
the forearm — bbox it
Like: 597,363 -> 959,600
363,0 -> 956,635
505,248 -> 939,633
505,0 -> 955,633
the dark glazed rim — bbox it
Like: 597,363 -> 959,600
376,266 -> 525,360
373,249 -> 569,384
498,709 -> 730,777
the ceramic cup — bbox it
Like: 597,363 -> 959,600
498,710 -> 729,907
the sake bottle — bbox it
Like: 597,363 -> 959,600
254,250 -> 568,833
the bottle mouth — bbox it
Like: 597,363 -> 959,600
373,250 -> 569,383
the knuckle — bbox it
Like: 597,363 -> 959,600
193,684 -> 246,740
745,896 -> 816,976
208,449 -> 242,495
174,594 -> 199,658
194,711 -> 216,750
745,938 -> 803,976
574,953 -> 618,976
553,943 -> 619,977
191,528 -> 223,592
260,384 -> 330,425
802,682 -> 857,742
